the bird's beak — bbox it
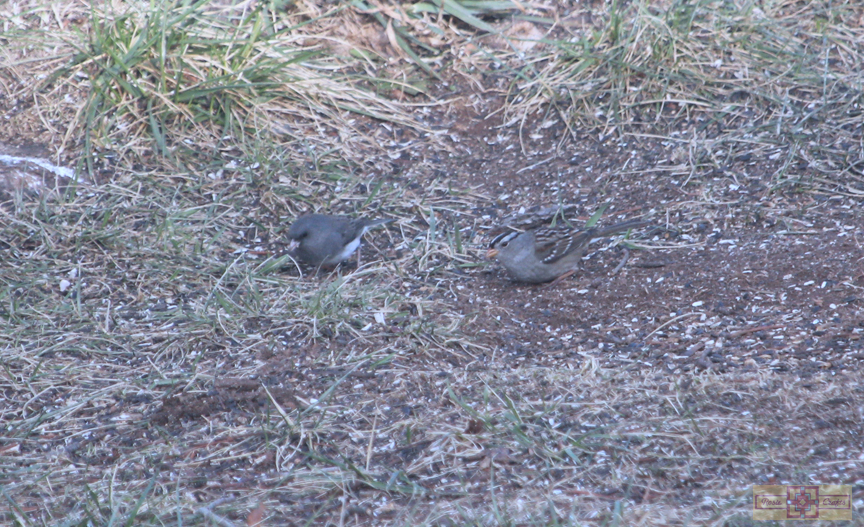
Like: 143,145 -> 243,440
287,239 -> 300,251
486,248 -> 499,259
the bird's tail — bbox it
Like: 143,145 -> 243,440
358,217 -> 394,237
365,218 -> 394,229
590,219 -> 650,237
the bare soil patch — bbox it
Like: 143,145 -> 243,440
2,1 -> 864,525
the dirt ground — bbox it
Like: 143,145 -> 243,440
445,95 -> 864,377
3,69 -> 864,527
144,91 -> 864,523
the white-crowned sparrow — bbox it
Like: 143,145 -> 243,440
287,214 -> 392,267
487,218 -> 648,284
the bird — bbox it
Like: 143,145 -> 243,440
487,218 -> 648,284
286,214 -> 392,267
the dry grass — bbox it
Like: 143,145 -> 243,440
0,157 -> 488,525
2,0 -> 864,526
0,0 -> 454,173
504,0 -> 864,197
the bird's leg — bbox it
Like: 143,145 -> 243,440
611,247 -> 630,276
315,262 -> 339,278
541,269 -> 576,288
323,265 -> 341,281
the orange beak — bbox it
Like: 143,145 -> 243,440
486,248 -> 499,259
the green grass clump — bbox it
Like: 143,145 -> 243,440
507,0 -> 864,193
24,0 -> 429,174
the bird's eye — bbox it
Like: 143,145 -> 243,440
501,241 -> 509,247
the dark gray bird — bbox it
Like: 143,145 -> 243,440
287,214 -> 392,267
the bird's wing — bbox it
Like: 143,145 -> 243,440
334,217 -> 364,245
533,227 -> 593,263
345,217 -> 392,242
